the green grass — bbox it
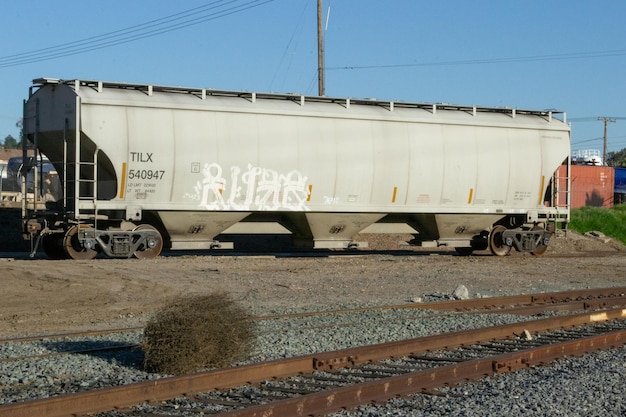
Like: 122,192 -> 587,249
568,205 -> 626,245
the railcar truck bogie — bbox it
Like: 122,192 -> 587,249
20,78 -> 570,259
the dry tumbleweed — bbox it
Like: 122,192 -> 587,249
143,292 -> 255,374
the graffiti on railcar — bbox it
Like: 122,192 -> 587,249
187,162 -> 310,211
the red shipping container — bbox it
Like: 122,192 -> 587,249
557,165 -> 614,209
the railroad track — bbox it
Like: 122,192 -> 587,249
3,286 -> 626,364
253,285 -> 626,318
2,308 -> 626,417
2,288 -> 626,417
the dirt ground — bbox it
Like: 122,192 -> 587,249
1,223 -> 625,339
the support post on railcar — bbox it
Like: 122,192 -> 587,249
20,98 -> 39,243
20,96 -> 48,257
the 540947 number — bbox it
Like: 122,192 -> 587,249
128,169 -> 165,180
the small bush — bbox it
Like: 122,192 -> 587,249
143,293 -> 255,374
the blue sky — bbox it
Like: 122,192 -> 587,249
1,0 -> 625,154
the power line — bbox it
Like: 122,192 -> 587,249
270,0 -> 312,91
571,137 -> 604,145
570,116 -> 626,122
327,48 -> 626,71
572,134 -> 626,143
0,1 -> 231,62
571,119 -> 626,156
0,0 -> 275,68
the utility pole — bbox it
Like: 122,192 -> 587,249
317,0 -> 325,96
598,117 -> 616,165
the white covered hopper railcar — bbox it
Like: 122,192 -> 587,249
21,78 -> 570,259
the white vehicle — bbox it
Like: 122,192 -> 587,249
21,78 -> 570,259
573,149 -> 603,166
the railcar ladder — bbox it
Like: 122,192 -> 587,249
73,147 -> 100,236
64,96 -> 100,241
551,157 -> 571,234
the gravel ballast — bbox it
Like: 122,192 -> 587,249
2,307 -> 626,416
0,230 -> 625,415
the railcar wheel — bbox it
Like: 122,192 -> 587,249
42,233 -> 67,259
64,225 -> 98,260
133,224 -> 163,259
531,225 -> 548,257
489,225 -> 511,257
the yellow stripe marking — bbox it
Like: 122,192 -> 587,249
391,186 -> 398,203
119,163 -> 127,199
538,176 -> 545,205
467,188 -> 474,204
307,184 -> 313,202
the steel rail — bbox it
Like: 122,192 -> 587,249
2,287 -> 625,344
0,292 -> 621,370
2,308 -> 626,417
0,289 -> 622,388
217,327 -> 626,417
253,286 -> 626,320
484,295 -> 626,316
